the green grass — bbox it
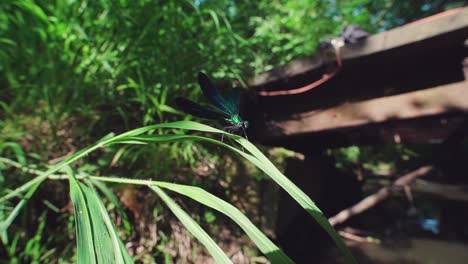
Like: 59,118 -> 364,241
0,121 -> 356,263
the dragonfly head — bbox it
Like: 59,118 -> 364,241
231,115 -> 248,128
243,120 -> 249,128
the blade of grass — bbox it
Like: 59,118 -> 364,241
0,182 -> 41,243
234,137 -> 357,264
68,170 -> 97,264
108,120 -> 355,263
135,121 -> 355,263
149,185 -> 232,264
0,142 -> 105,203
82,179 -> 133,264
69,172 -> 133,264
154,182 -> 294,264
120,133 -> 352,261
0,142 -> 26,164
90,176 -> 292,263
1,121 -> 354,263
91,179 -> 132,235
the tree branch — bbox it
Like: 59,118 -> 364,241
328,165 -> 433,226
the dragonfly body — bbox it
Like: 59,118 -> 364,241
223,115 -> 248,135
175,73 -> 248,138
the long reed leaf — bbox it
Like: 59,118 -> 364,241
0,182 -> 41,243
1,120 -> 354,263
155,182 -> 294,264
149,185 -> 232,264
69,174 -> 133,264
107,120 -> 355,263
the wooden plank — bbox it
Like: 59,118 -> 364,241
264,81 -> 468,137
253,114 -> 467,152
249,7 -> 468,87
342,7 -> 468,60
248,19 -> 467,115
247,81 -> 468,151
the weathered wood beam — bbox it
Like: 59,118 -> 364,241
266,81 -> 468,137
249,81 -> 468,150
249,7 -> 468,88
342,7 -> 468,60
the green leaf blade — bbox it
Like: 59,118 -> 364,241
154,182 -> 294,264
69,175 -> 97,264
113,121 -> 355,264
69,176 -> 133,264
149,185 -> 232,264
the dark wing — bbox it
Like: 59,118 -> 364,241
225,88 -> 240,115
198,72 -> 238,115
175,97 -> 230,120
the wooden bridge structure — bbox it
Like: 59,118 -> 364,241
246,7 -> 468,152
245,8 -> 468,262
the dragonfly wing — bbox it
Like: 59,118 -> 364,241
198,72 -> 238,115
175,97 -> 230,120
225,88 -> 240,115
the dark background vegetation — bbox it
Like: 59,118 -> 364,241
0,0 -> 466,263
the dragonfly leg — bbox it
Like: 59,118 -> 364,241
221,126 -> 232,142
242,127 -> 249,140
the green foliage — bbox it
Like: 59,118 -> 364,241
0,0 -> 464,262
1,0 -> 460,177
365,0 -> 466,30
330,144 -> 421,176
3,0 -> 461,125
